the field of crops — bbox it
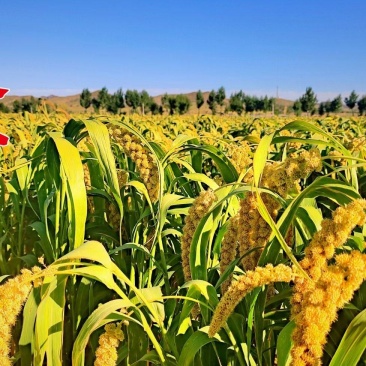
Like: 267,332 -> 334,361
1,111 -> 366,366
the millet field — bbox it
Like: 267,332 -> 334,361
1,109 -> 366,366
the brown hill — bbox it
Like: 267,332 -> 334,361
2,90 -> 293,115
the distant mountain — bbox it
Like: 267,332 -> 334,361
2,90 -> 294,115
42,95 -> 58,99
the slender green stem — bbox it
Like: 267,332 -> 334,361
157,232 -> 171,294
223,324 -> 247,366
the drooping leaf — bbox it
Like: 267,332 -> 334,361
330,309 -> 366,366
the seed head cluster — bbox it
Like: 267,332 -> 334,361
261,148 -> 322,197
220,215 -> 239,294
110,126 -> 159,202
0,269 -> 36,366
209,264 -> 293,337
181,190 -> 217,282
94,322 -> 124,366
106,202 -> 121,230
213,198 -> 366,365
237,148 -> 322,271
82,162 -> 91,189
117,169 -> 128,190
345,136 -> 365,152
237,192 -> 277,271
290,199 -> 366,365
226,141 -> 252,175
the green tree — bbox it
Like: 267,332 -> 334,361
114,88 -> 125,110
97,87 -> 110,112
262,96 -> 273,113
318,102 -> 326,116
21,98 -> 30,112
244,95 -> 256,113
139,90 -> 152,115
80,88 -> 92,112
323,101 -> 332,115
161,93 -> 168,113
215,86 -> 226,112
318,101 -> 333,116
12,97 -> 38,113
91,98 -> 101,113
176,94 -> 191,115
106,89 -> 125,114
357,95 -> 366,116
162,94 -> 177,115
150,101 -> 161,115
330,95 -> 342,113
229,91 -> 245,115
292,99 -> 302,116
125,90 -> 141,113
207,90 -> 217,115
196,90 -> 204,113
13,100 -> 22,112
344,90 -> 358,114
106,99 -> 117,114
299,87 -> 317,115
0,103 -> 10,113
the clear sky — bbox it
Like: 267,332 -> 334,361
1,1 -> 365,101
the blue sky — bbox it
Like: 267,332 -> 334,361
1,1 -> 366,101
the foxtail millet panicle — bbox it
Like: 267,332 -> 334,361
209,263 -> 293,337
110,126 -> 160,202
237,191 -> 279,271
291,251 -> 366,366
94,322 -> 124,366
181,190 -> 217,282
220,215 -> 240,294
226,141 -> 252,175
290,199 -> 366,365
0,268 -> 37,366
106,202 -> 121,230
237,148 -> 322,272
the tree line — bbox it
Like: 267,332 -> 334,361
0,97 -> 42,114
79,86 -> 275,116
80,87 -> 182,115
292,88 -> 366,116
1,87 -> 366,116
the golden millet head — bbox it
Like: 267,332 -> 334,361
304,199 -> 366,268
181,190 -> 217,282
94,322 -> 124,366
209,264 -> 293,337
220,215 -> 239,294
261,148 -> 322,198
0,268 -> 36,365
109,125 -> 160,202
237,191 -> 279,271
226,141 -> 252,174
290,199 -> 366,366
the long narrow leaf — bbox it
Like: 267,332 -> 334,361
330,309 -> 366,366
